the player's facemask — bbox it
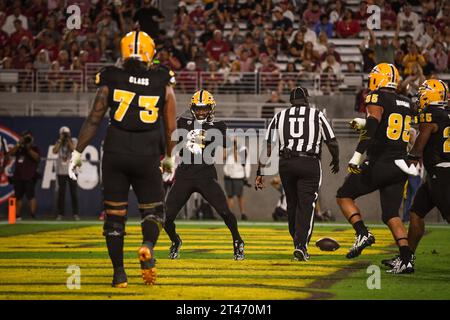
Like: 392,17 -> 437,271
190,90 -> 216,124
417,79 -> 448,112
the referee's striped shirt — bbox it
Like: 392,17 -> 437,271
265,105 -> 335,155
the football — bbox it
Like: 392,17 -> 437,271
315,237 -> 340,252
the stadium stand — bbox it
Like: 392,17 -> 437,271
0,0 -> 450,117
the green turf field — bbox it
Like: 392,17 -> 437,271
0,221 -> 449,300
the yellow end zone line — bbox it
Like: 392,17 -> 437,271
0,220 -> 449,229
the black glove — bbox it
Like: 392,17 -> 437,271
330,159 -> 339,174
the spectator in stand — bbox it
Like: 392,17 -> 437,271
400,34 -> 414,54
298,24 -> 317,45
2,4 -> 28,35
272,6 -> 293,33
303,0 -> 322,28
259,53 -> 280,92
261,90 -> 286,119
329,0 -> 345,25
368,27 -> 399,65
199,21 -> 217,47
402,43 -> 426,76
314,14 -> 333,38
33,49 -> 51,70
12,44 -> 31,69
314,31 -> 329,56
10,19 -> 33,50
301,41 -> 319,71
236,49 -> 254,73
173,3 -> 190,30
400,63 -> 426,98
133,0 -> 164,39
189,4 -> 206,31
218,53 -> 231,73
353,0 -> 370,29
319,43 -> 341,63
320,66 -> 339,95
157,47 -> 182,71
394,49 -> 405,75
57,50 -> 70,70
289,31 -> 305,59
416,23 -> 437,52
203,61 -> 222,93
223,61 -> 243,93
336,9 -> 360,38
347,61 -> 357,73
227,24 -> 245,50
279,62 -> 298,93
236,32 -> 259,58
206,30 -> 230,62
381,3 -> 397,30
397,3 -> 420,32
274,27 -> 290,55
260,32 -> 278,57
0,14 -> 9,47
428,41 -> 448,73
321,54 -> 341,76
435,3 -> 450,33
96,10 -> 120,61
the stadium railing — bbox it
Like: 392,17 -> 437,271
2,65 -> 448,95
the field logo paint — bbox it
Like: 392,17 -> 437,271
66,265 -> 81,290
366,265 -> 381,289
367,5 -> 381,30
66,5 -> 81,30
0,126 -> 20,205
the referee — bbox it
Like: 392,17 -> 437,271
255,87 -> 340,261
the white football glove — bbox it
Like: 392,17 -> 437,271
68,150 -> 82,180
349,118 -> 367,131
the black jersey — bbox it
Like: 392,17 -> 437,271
175,116 -> 227,180
96,64 -> 175,155
364,89 -> 412,161
417,106 -> 450,170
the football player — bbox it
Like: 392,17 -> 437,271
336,63 -> 416,274
164,90 -> 245,260
68,31 -> 177,287
383,79 -> 450,270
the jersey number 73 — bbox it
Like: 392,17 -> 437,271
113,89 -> 160,123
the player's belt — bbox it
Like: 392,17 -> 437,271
435,162 -> 450,168
279,149 -> 318,159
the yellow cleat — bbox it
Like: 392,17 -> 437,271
138,245 -> 157,285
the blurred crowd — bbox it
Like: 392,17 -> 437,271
0,0 -> 449,94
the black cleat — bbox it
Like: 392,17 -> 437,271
112,267 -> 128,288
293,246 -> 310,261
387,254 -> 415,274
233,239 -> 245,260
168,235 -> 182,259
346,231 -> 375,259
382,255 -> 400,269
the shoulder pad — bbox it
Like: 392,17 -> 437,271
95,65 -> 119,87
418,106 -> 443,124
151,64 -> 176,86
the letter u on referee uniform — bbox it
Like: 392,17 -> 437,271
255,86 -> 340,261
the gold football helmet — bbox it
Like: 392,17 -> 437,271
120,31 -> 155,63
417,79 -> 448,111
368,63 -> 400,91
190,90 -> 216,123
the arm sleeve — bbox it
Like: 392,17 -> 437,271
265,112 -> 280,143
319,111 -> 335,141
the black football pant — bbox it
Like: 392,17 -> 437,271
279,156 -> 321,249
164,177 -> 242,243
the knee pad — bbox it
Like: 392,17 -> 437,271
103,214 -> 127,237
140,202 -> 165,229
382,211 -> 399,225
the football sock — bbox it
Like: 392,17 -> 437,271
106,235 -> 124,269
164,220 -> 178,243
141,219 -> 160,246
353,220 -> 369,236
399,245 -> 413,260
222,212 -> 242,242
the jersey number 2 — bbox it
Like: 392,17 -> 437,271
113,89 -> 160,123
386,113 -> 411,142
